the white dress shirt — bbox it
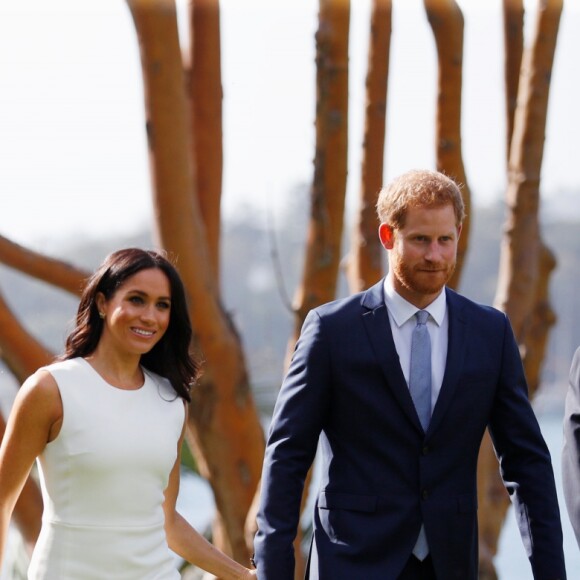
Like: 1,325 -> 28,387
382,274 -> 449,411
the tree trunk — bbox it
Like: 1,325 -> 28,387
423,0 -> 471,289
503,0 -> 525,159
346,0 -> 391,293
522,243 -> 557,397
494,0 -> 562,336
126,0 -> 264,565
187,0 -> 229,552
188,0 -> 223,282
290,0 -> 350,348
478,3 -> 544,571
478,0 -> 563,572
288,1 -> 350,575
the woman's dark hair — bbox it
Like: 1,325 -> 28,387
62,248 -> 199,402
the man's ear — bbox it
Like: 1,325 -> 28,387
378,223 -> 395,250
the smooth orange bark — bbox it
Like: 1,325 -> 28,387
523,244 -> 557,397
126,0 -> 264,564
290,0 -> 350,348
503,0 -> 525,159
346,0 -> 391,293
494,0 -> 563,338
189,0 -> 224,282
424,0 -> 471,289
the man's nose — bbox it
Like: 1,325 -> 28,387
425,241 -> 442,261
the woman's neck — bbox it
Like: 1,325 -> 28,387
84,346 -> 144,390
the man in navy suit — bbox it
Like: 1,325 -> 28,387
563,347 -> 580,549
253,170 -> 566,579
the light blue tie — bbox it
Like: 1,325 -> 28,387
409,310 -> 432,431
409,309 -> 431,560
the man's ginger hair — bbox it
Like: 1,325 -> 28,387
376,169 -> 465,229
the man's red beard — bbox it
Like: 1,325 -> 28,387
392,259 -> 456,296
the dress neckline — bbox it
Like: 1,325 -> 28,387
79,357 -> 147,393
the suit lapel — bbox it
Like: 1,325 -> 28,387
361,280 -> 423,433
427,288 -> 467,436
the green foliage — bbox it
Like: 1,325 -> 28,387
180,439 -> 198,474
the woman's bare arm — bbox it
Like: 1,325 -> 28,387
0,370 -> 62,567
162,417 -> 257,580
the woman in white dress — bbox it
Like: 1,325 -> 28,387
0,248 -> 257,580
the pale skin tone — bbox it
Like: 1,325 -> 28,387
378,203 -> 462,309
0,267 -> 256,579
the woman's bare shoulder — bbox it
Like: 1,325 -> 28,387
16,367 -> 63,425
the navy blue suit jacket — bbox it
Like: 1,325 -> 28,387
254,281 -> 566,579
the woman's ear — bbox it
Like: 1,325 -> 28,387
95,292 -> 106,317
378,223 -> 395,250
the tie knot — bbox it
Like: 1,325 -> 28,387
415,310 -> 429,325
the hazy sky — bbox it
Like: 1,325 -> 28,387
0,0 -> 578,250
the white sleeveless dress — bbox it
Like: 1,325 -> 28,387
28,357 -> 185,580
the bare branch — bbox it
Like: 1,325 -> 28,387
0,235 -> 88,297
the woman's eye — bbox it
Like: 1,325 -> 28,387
129,296 -> 144,305
157,301 -> 171,310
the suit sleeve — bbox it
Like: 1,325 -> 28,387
253,310 -> 332,580
487,315 -> 566,580
562,347 -> 580,549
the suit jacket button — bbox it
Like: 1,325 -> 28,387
421,489 -> 429,500
422,445 -> 430,455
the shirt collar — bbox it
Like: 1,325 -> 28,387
383,273 -> 447,328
